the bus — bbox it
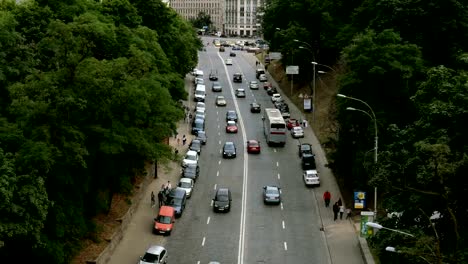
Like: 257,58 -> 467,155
262,108 -> 287,146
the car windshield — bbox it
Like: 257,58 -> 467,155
186,154 -> 197,161
197,132 -> 206,138
179,181 -> 191,188
217,194 -> 229,201
266,188 -> 279,195
227,121 -> 236,126
224,144 -> 234,150
301,145 -> 311,151
217,96 -> 225,100
157,215 -> 172,224
141,253 -> 159,262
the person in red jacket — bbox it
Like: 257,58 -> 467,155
323,191 -> 331,207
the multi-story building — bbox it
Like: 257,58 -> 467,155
225,0 -> 264,37
169,0 -> 225,33
169,0 -> 264,37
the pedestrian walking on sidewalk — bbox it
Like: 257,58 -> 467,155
151,191 -> 155,208
182,135 -> 187,145
177,137 -> 180,145
157,191 -> 164,207
323,191 -> 331,207
346,208 -> 352,219
337,198 -> 343,207
333,202 -> 339,221
339,204 -> 345,219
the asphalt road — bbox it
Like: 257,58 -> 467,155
163,39 -> 329,264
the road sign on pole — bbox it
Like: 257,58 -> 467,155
286,66 -> 299,75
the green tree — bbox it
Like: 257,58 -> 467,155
332,29 -> 424,192
370,66 -> 468,263
190,11 -> 212,30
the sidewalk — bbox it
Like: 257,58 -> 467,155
101,100 -> 195,264
241,51 -> 374,264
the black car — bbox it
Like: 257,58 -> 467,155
181,163 -> 200,181
226,110 -> 238,122
196,130 -> 207,144
250,102 -> 261,113
235,89 -> 246,98
222,142 -> 237,158
213,188 -> 232,212
209,71 -> 218,81
302,154 -> 317,170
189,139 -> 202,154
230,52 -> 236,57
299,143 -> 313,157
233,73 -> 242,83
267,87 -> 278,95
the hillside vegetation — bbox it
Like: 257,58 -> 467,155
262,0 -> 468,263
0,0 -> 200,262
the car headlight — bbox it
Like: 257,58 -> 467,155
214,204 -> 219,207
166,228 -> 171,231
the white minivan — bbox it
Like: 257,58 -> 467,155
194,84 -> 206,102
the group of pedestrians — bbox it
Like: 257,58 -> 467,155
151,181 -> 172,208
323,190 -> 352,221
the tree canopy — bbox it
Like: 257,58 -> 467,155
263,0 -> 468,262
0,0 -> 200,262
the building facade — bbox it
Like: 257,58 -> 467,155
169,0 -> 264,37
224,0 -> 263,37
170,0 -> 225,33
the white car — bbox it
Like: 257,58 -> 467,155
194,77 -> 204,85
182,150 -> 198,167
249,81 -> 259,89
196,102 -> 206,112
291,126 -> 304,138
215,95 -> 227,106
303,170 -> 320,186
271,93 -> 282,102
225,58 -> 233,65
178,178 -> 194,198
259,74 -> 267,82
139,245 -> 168,264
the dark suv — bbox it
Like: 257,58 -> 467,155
213,188 -> 232,212
233,73 -> 242,83
226,110 -> 238,122
165,187 -> 187,217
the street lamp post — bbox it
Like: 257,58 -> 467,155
366,222 -> 415,237
337,94 -> 378,215
312,62 -> 317,121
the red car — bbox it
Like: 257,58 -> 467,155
226,121 -> 238,133
286,118 -> 300,130
247,140 -> 261,154
263,82 -> 272,90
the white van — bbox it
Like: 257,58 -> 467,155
195,70 -> 204,78
194,84 -> 206,102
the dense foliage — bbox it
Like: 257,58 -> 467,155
0,0 -> 201,262
263,0 -> 468,262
